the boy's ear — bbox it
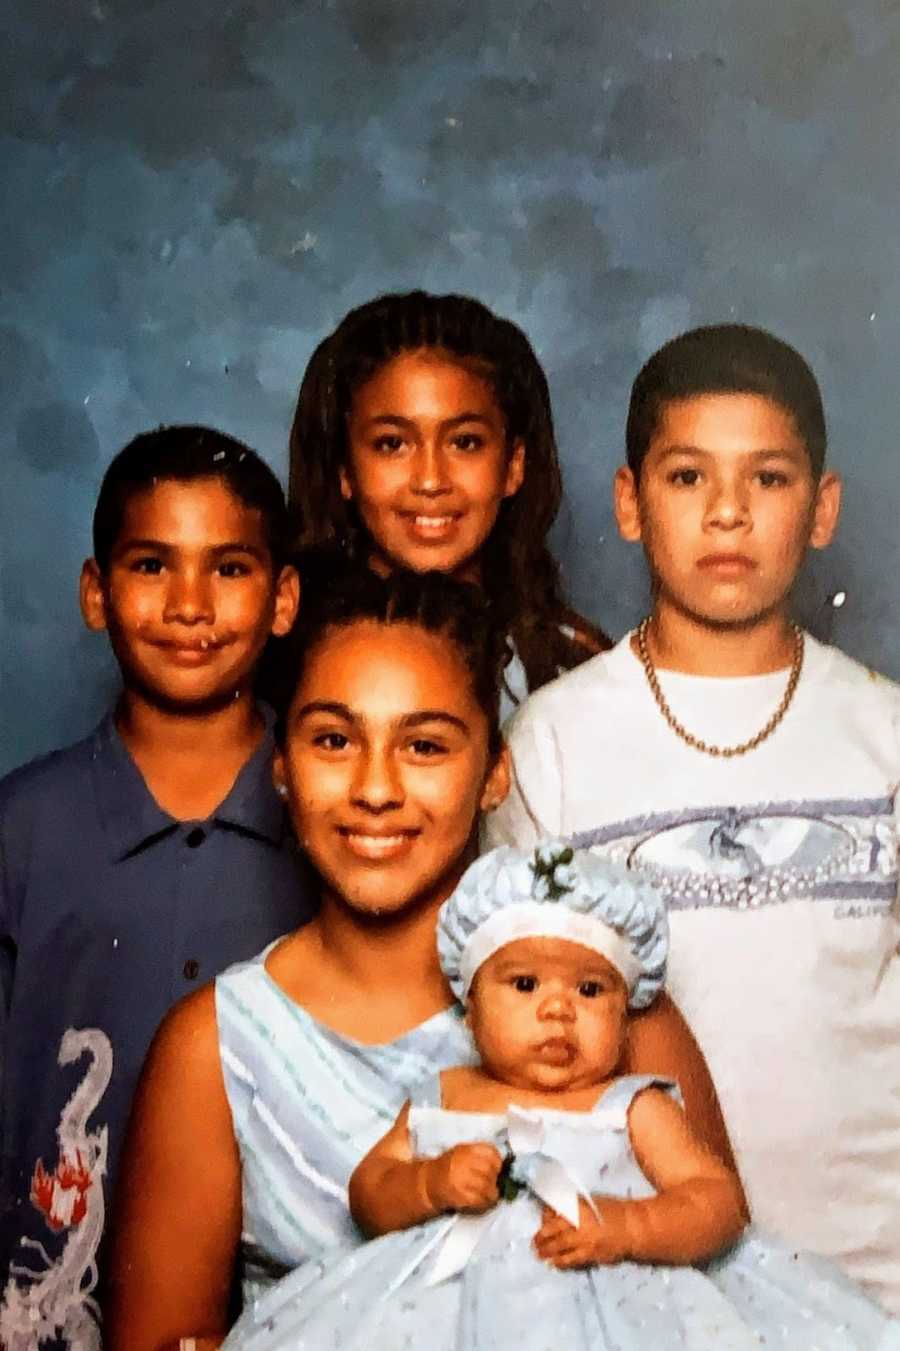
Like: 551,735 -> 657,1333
480,745 -> 511,814
503,442 -> 526,499
809,470 -> 842,551
79,559 -> 109,632
339,466 -> 353,502
613,465 -> 642,542
271,565 -> 300,637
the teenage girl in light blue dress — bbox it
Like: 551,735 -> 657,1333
226,843 -> 900,1351
105,570 -> 731,1351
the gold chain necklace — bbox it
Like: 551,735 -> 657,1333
635,618 -> 805,758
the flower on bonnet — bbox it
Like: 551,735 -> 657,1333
437,842 -> 668,1009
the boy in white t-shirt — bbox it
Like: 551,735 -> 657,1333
487,323 -> 900,1312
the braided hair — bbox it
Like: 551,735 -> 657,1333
288,291 -> 609,695
266,563 -> 509,757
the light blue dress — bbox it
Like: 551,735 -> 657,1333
223,1074 -> 900,1349
215,946 -> 475,1301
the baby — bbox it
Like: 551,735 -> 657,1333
226,846 -> 899,1349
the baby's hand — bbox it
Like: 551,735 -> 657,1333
423,1143 -> 503,1214
533,1197 -> 630,1268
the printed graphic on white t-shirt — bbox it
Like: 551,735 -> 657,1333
572,793 -> 897,915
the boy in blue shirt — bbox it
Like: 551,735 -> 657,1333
0,426 -> 314,1348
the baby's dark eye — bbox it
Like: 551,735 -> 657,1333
512,975 -> 537,993
578,980 -> 605,998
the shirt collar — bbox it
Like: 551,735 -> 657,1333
91,706 -> 287,862
213,705 -> 286,845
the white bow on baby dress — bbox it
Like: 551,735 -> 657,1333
385,1103 -> 610,1296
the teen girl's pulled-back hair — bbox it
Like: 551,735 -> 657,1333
93,424 -> 290,571
289,291 -> 609,694
266,558 -> 508,755
627,324 -> 827,480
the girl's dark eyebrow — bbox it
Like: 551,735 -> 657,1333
209,542 -> 268,560
292,705 -> 469,734
400,710 -> 469,734
362,413 -> 495,432
295,700 -> 354,722
441,413 -> 494,430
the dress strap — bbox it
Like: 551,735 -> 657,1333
593,1073 -> 682,1123
409,1071 -> 443,1109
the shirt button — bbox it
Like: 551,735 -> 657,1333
183,959 -> 200,980
186,827 -> 205,848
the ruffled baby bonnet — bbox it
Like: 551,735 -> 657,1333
437,842 -> 667,1009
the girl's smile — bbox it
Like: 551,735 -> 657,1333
338,826 -> 420,863
398,510 -> 463,547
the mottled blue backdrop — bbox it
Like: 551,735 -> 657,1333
3,0 -> 899,773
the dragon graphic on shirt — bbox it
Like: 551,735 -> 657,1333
0,1027 -> 112,1350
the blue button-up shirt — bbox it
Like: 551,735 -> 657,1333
0,710 -> 315,1342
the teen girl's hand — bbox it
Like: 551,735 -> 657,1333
421,1142 -> 503,1214
533,1197 -> 630,1268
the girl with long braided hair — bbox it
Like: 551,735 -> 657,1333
288,290 -> 610,712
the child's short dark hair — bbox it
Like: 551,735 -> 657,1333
626,324 -> 827,479
92,425 -> 289,571
266,558 -> 507,757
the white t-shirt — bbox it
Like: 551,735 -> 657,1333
487,632 -> 900,1311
